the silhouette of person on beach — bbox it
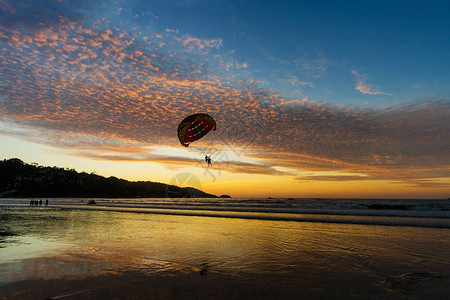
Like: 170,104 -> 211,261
39,199 -> 43,206
45,199 -> 48,206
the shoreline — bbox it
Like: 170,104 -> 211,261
2,201 -> 450,228
2,206 -> 450,299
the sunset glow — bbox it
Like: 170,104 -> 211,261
1,1 -> 449,198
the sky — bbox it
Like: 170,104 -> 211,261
0,0 -> 449,198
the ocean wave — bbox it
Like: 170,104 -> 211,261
2,198 -> 450,228
51,205 -> 450,228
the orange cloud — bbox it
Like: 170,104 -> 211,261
351,70 -> 392,96
0,7 -> 448,188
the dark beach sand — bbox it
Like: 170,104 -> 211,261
1,206 -> 450,299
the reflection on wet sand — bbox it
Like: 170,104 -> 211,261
1,207 -> 450,299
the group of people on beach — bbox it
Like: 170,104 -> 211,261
30,199 -> 48,206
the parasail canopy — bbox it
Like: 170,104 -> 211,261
177,113 -> 216,147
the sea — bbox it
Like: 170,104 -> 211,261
1,197 -> 450,299
3,197 -> 450,228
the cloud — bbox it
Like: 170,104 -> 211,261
0,10 -> 236,146
283,75 -> 314,88
294,51 -> 327,78
0,1 -> 449,187
351,70 -> 392,95
397,179 -> 450,188
72,149 -> 289,176
176,35 -> 222,53
301,58 -> 327,78
236,98 -> 450,183
295,175 -> 370,181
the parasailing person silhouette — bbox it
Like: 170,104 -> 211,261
177,113 -> 216,167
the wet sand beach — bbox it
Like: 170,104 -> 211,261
1,202 -> 450,299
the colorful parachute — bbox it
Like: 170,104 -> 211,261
177,113 -> 216,147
